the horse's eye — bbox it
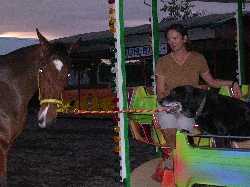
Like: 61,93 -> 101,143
68,74 -> 70,77
39,68 -> 44,73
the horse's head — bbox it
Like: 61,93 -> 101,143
36,29 -> 81,128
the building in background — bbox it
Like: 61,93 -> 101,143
0,37 -> 39,55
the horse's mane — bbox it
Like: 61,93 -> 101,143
44,42 -> 69,58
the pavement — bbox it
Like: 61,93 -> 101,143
130,158 -> 162,187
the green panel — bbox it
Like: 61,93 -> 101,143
131,87 -> 157,110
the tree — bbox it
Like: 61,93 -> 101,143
160,0 -> 206,21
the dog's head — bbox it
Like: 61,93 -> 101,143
159,85 -> 206,118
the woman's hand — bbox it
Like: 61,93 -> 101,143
232,82 -> 242,98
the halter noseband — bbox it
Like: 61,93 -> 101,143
37,72 -> 63,106
40,98 -> 63,105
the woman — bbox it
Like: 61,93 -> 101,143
155,24 -> 242,170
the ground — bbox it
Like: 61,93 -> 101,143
7,114 -> 158,187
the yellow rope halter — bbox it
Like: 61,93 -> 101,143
37,73 -> 63,106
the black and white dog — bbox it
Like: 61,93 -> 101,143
159,85 -> 250,148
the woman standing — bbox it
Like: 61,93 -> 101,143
155,24 -> 242,170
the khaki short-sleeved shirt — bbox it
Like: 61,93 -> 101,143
155,52 -> 209,96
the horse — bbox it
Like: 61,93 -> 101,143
0,29 -> 81,186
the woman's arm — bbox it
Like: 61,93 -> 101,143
156,75 -> 166,100
201,71 -> 242,98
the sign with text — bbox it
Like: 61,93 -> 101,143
125,44 -> 168,59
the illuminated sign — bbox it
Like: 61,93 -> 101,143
125,44 -> 168,58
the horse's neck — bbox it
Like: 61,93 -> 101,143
1,46 -> 41,103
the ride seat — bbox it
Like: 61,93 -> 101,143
128,85 -> 250,148
128,86 -> 209,147
128,86 -> 161,145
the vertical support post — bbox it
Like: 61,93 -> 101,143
151,0 -> 159,95
212,38 -> 217,78
113,0 -> 130,186
77,60 -> 81,110
237,0 -> 245,85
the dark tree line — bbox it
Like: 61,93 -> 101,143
160,0 -> 206,21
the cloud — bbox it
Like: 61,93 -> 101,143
0,0 -> 110,39
0,32 -> 38,38
0,0 -> 249,39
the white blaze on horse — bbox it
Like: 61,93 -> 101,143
0,29 -> 81,186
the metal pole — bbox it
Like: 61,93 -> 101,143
151,0 -> 159,95
113,0 -> 131,186
237,0 -> 245,84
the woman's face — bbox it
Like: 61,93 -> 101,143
166,29 -> 187,52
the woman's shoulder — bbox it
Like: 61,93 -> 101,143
156,54 -> 171,70
158,54 -> 172,62
190,51 -> 204,57
190,51 -> 205,59
190,52 -> 206,62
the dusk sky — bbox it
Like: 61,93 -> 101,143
0,0 -> 249,40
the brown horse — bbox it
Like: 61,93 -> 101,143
0,29 -> 81,186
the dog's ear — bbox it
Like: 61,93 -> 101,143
190,88 -> 205,110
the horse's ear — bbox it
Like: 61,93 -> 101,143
36,28 -> 50,51
67,38 -> 82,55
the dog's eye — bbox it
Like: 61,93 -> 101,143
171,90 -> 177,97
171,90 -> 176,95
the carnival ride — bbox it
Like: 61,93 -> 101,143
129,85 -> 250,187
108,0 -> 250,186
171,130 -> 250,187
55,0 -> 249,186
